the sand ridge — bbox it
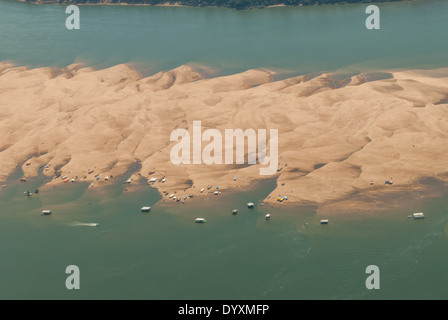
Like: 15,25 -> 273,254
1,61 -> 448,207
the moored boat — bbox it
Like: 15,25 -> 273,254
412,212 -> 425,220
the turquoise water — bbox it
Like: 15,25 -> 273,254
1,168 -> 448,299
1,0 -> 448,76
1,0 -> 448,300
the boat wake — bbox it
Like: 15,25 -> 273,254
66,221 -> 100,227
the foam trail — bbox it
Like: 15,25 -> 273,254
66,221 -> 100,227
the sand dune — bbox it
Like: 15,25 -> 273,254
1,61 -> 448,208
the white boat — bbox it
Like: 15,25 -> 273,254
105,176 -> 109,181
265,214 -> 271,220
149,177 -> 158,183
62,175 -> 67,179
232,209 -> 238,215
412,212 -> 425,220
195,218 -> 206,223
141,206 -> 151,212
169,194 -> 174,198
41,210 -> 52,216
320,219 -> 329,224
214,191 -> 219,195
125,179 -> 132,184
200,188 -> 204,193
161,178 -> 166,183
247,202 -> 255,208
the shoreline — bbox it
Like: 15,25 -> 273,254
4,165 -> 447,216
2,61 -> 448,210
3,155 -> 448,214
